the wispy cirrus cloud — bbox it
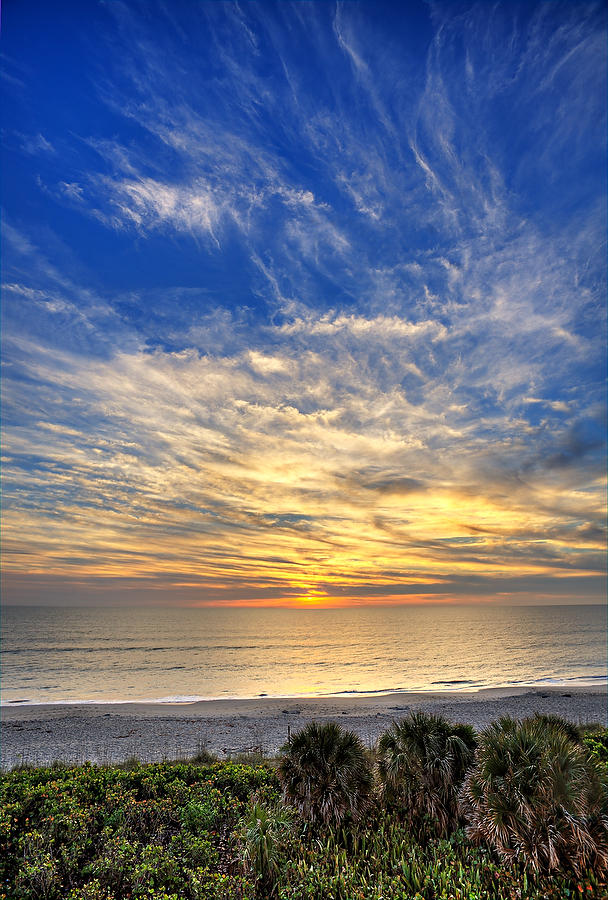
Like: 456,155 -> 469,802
3,245 -> 604,604
2,0 -> 605,605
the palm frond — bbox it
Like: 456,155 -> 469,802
377,711 -> 476,837
461,715 -> 608,874
278,721 -> 373,828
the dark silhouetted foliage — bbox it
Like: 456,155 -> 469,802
377,711 -> 476,837
278,721 -> 373,827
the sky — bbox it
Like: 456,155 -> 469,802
1,0 -> 606,608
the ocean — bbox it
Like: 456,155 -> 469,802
1,604 -> 606,705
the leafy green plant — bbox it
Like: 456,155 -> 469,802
273,808 -> 604,899
0,760 -> 275,900
584,727 -> 608,767
377,711 -> 476,836
181,797 -> 220,832
2,737 -> 606,900
461,715 -> 608,874
241,799 -> 293,896
278,721 -> 373,828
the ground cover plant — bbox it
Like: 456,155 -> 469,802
0,760 -> 274,900
584,727 -> 608,767
1,722 -> 607,900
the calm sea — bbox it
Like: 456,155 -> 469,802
1,604 -> 606,705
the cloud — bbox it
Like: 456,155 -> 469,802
275,311 -> 447,342
351,469 -> 427,496
21,132 -> 56,155
2,283 -> 604,604
3,0 -> 605,604
97,176 -> 224,245
1,226 -> 132,360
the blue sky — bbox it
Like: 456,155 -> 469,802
2,0 -> 606,606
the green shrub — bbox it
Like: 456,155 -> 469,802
461,716 -> 608,874
377,712 -> 476,837
530,713 -> 583,744
2,737 -> 606,900
584,727 -> 608,767
278,722 -> 373,828
0,760 -> 273,900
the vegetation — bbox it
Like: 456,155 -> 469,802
530,712 -> 583,745
0,759 -> 275,900
461,716 -> 608,875
1,721 -> 607,899
278,721 -> 373,827
241,799 -> 293,896
584,727 -> 608,766
377,711 -> 476,836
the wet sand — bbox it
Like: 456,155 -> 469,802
2,686 -> 606,769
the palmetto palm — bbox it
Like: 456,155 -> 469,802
527,711 -> 584,745
278,721 -> 373,827
461,716 -> 608,874
377,711 -> 476,836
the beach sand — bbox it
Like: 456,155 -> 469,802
2,686 -> 606,769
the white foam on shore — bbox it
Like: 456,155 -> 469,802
3,675 -> 606,707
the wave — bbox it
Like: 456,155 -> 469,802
3,675 -> 607,708
525,674 -> 608,686
3,644 -> 288,654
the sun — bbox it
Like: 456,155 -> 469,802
300,595 -> 324,606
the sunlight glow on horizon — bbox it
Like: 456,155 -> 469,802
1,0 -> 605,608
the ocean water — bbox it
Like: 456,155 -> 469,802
1,604 -> 606,705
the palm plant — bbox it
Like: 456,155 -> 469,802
460,716 -> 608,874
530,712 -> 583,745
241,799 -> 293,896
278,721 -> 373,827
377,711 -> 476,836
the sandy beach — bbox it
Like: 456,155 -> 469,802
1,685 -> 605,770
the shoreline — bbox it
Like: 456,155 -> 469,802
3,679 -> 606,709
2,685 -> 606,770
3,682 -> 605,711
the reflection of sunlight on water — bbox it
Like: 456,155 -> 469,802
2,604 -> 606,705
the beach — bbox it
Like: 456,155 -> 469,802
2,685 -> 606,770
